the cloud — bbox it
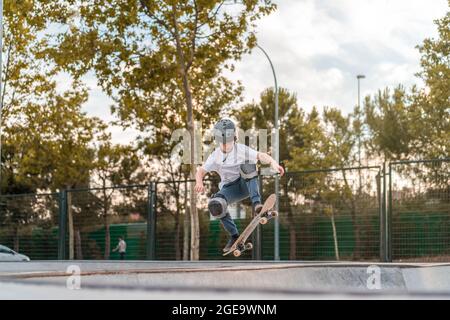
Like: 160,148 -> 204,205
226,0 -> 447,113
78,0 -> 448,144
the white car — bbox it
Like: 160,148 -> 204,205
0,245 -> 30,262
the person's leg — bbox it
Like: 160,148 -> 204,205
242,176 -> 261,205
239,163 -> 262,213
208,178 -> 249,237
220,213 -> 239,237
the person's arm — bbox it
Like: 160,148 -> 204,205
194,166 -> 207,193
112,244 -> 118,252
257,152 -> 285,176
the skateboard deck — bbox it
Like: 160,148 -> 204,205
223,193 -> 278,257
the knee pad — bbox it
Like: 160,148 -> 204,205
240,162 -> 258,180
208,195 -> 228,219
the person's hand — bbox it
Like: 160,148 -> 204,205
271,161 -> 285,176
195,181 -> 205,193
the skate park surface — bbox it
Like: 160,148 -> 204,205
1,261 -> 450,299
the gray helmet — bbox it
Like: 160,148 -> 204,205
214,119 -> 236,144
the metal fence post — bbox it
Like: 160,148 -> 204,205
252,174 -> 263,260
58,190 -> 67,260
387,163 -> 393,262
376,167 -> 382,261
379,163 -> 388,262
146,182 -> 157,260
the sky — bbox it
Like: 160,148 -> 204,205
77,0 -> 448,145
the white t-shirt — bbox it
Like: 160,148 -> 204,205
117,240 -> 126,253
202,143 -> 258,188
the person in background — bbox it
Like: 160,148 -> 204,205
112,236 -> 127,260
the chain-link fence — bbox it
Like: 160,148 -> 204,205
64,185 -> 149,260
389,159 -> 450,262
153,177 -> 255,260
260,166 -> 382,261
0,193 -> 60,260
0,159 -> 448,261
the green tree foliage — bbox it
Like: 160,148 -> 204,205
44,0 -> 275,141
1,0 -> 108,193
363,86 -> 412,161
0,1 -> 113,254
410,5 -> 449,158
321,107 -> 357,167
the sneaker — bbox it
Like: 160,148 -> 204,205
223,233 -> 240,252
252,202 -> 263,217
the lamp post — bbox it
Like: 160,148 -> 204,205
357,74 -> 365,193
256,44 -> 280,261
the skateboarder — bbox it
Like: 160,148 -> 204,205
195,118 -> 284,252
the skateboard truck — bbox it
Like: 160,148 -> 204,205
232,242 -> 253,257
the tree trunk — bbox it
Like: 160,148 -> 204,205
174,183 -> 181,260
103,195 -> 110,259
284,178 -> 296,260
173,180 -> 182,260
105,221 -> 110,259
172,8 -> 199,260
350,204 -> 361,259
330,208 -> 340,261
174,210 -> 181,260
288,207 -> 297,260
341,170 -> 361,259
183,179 -> 190,260
189,168 -> 199,260
75,229 -> 83,260
67,187 -> 74,260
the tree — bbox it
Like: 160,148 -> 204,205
0,1 -> 111,256
321,107 -> 378,259
45,0 -> 276,260
410,4 -> 449,159
1,0 -> 67,192
363,86 -> 412,162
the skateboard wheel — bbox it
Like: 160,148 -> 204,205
260,217 -> 268,225
233,250 -> 241,257
270,211 -> 279,218
246,243 -> 253,250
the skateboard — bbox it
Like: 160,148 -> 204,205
223,193 -> 278,257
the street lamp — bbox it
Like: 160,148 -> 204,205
356,74 -> 365,193
357,74 -> 365,109
256,44 -> 280,261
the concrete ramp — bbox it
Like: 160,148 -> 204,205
1,261 -> 450,299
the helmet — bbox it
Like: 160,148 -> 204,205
213,118 -> 236,144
